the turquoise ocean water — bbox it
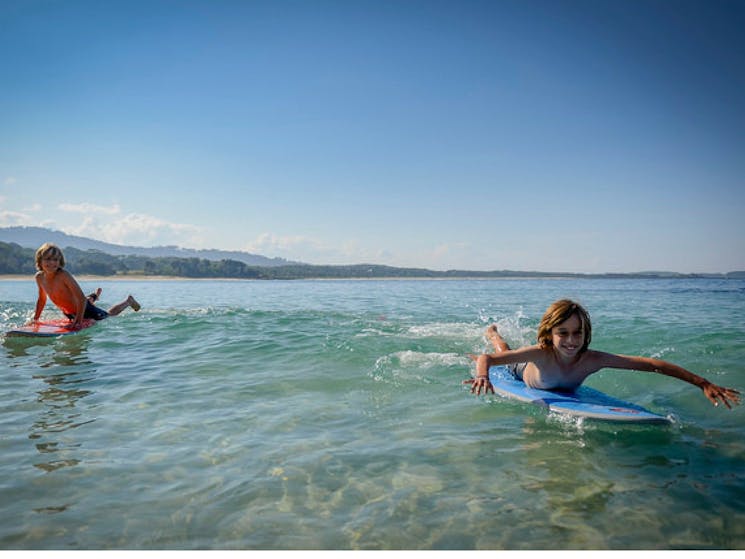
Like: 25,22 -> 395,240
1,277 -> 744,550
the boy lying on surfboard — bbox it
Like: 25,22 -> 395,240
33,243 -> 141,330
465,299 -> 740,409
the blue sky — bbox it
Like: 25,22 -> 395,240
1,0 -> 744,273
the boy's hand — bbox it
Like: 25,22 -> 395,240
464,376 -> 494,395
702,382 -> 741,409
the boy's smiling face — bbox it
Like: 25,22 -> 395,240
40,252 -> 62,274
551,313 -> 584,359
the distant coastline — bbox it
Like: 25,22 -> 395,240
2,229 -> 744,281
2,271 -> 744,282
0,275 -> 616,281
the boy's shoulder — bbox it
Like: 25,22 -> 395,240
56,268 -> 75,281
511,344 -> 547,359
581,349 -> 620,367
35,268 -> 72,281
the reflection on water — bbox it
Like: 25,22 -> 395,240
4,334 -> 97,477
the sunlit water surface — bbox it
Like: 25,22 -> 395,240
1,278 -> 744,549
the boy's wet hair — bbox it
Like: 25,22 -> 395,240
537,299 -> 592,353
35,243 -> 66,270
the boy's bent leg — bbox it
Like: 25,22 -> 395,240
486,324 -> 511,352
107,295 -> 141,316
87,288 -> 102,303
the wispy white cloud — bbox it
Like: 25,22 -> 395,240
246,232 -> 319,253
25,199 -> 202,246
0,193 -> 36,226
0,198 -> 59,229
66,212 -> 204,247
245,232 -> 387,264
0,209 -> 35,227
244,233 -> 436,266
432,242 -> 471,259
1,194 -> 205,248
58,202 -> 122,216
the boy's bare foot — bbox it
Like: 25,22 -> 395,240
128,295 -> 141,312
485,324 -> 510,352
485,324 -> 500,342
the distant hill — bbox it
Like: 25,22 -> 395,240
0,226 -> 297,268
1,226 -> 742,280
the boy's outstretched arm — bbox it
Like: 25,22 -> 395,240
596,352 -> 741,409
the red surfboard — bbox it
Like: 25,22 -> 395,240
6,318 -> 97,338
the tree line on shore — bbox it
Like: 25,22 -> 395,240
1,242 -> 743,280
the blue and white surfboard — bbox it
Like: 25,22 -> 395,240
488,365 -> 670,424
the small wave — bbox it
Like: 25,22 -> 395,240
355,326 -> 399,338
406,322 -> 483,339
0,304 -> 33,327
376,350 -> 469,369
371,350 -> 470,385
